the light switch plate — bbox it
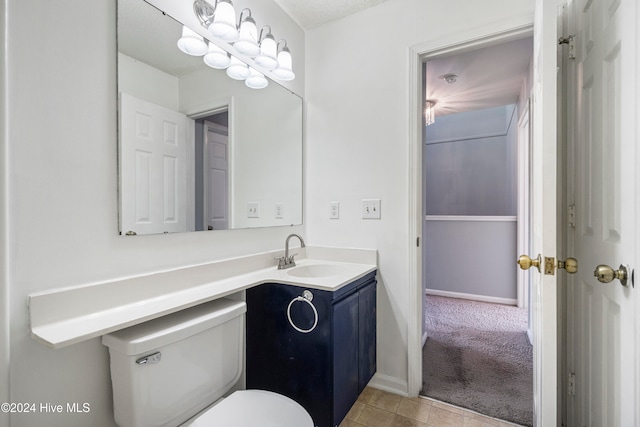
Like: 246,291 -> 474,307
361,199 -> 381,219
275,203 -> 283,219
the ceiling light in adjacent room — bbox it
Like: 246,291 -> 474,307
442,73 -> 459,84
424,100 -> 436,126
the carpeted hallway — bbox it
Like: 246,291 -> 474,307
421,295 -> 533,426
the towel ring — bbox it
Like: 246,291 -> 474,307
287,290 -> 318,333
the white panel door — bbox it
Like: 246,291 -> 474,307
568,0 -> 637,425
530,0 -> 559,425
120,93 -> 187,235
203,121 -> 229,230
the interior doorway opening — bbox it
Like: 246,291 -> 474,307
418,34 -> 534,426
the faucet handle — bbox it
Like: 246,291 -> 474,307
275,256 -> 286,269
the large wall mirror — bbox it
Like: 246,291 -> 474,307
117,0 -> 303,236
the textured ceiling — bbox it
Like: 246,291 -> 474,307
425,37 -> 533,117
272,0 -> 389,30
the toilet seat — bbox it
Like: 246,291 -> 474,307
186,390 -> 314,427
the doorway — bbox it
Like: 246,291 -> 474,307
414,28 -> 534,425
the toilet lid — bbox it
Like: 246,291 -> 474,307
187,390 -> 314,427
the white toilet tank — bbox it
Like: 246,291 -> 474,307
102,298 -> 247,427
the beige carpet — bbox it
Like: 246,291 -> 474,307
421,295 -> 533,426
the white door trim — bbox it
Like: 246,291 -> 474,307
407,17 -> 534,397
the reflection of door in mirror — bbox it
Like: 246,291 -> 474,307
200,118 -> 229,231
119,93 -> 189,235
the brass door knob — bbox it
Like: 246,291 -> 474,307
517,254 -> 541,272
558,257 -> 578,274
594,264 -> 629,287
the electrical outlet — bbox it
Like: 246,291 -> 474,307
247,202 -> 260,218
275,203 -> 284,219
361,199 -> 381,219
329,202 -> 340,219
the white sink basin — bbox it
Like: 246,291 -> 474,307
286,264 -> 341,278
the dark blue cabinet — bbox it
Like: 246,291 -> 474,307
246,271 -> 377,427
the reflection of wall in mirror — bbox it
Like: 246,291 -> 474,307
179,67 -> 303,229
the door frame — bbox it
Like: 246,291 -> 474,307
407,17 -> 535,397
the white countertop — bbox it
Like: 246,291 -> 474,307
28,246 -> 377,349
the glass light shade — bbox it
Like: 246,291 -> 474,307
226,56 -> 250,80
424,100 -> 435,126
272,48 -> 295,81
208,0 -> 239,42
234,17 -> 259,57
255,34 -> 278,70
245,67 -> 268,89
203,42 -> 231,69
177,26 -> 208,56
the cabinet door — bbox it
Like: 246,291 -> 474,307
332,292 -> 359,426
247,284 -> 332,427
358,279 -> 377,392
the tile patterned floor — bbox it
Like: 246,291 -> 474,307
338,387 -> 525,427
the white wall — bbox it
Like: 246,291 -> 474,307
4,0 -> 303,426
305,0 -> 534,394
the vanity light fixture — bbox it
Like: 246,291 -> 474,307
272,40 -> 295,81
245,67 -> 269,89
255,26 -> 278,70
226,55 -> 251,80
208,0 -> 239,42
177,26 -> 208,56
424,100 -> 436,126
203,42 -> 231,69
188,0 -> 296,87
234,9 -> 260,57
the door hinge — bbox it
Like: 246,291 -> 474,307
568,372 -> 576,396
568,204 -> 576,228
416,237 -> 420,247
559,35 -> 576,60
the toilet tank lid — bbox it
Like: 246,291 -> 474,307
102,298 -> 246,355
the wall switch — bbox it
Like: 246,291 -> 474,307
329,202 -> 340,219
361,199 -> 381,219
275,203 -> 284,219
247,202 -> 260,218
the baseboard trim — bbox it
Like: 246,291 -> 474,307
426,289 -> 517,306
367,373 -> 409,397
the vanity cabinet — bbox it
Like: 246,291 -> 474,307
246,271 -> 377,427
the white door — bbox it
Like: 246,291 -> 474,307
568,0 -> 638,425
120,93 -> 188,235
203,121 -> 229,230
529,0 -> 560,425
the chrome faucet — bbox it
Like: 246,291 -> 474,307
277,233 -> 306,269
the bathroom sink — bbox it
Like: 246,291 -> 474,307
286,264 -> 341,278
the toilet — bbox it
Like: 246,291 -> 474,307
102,298 -> 314,427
